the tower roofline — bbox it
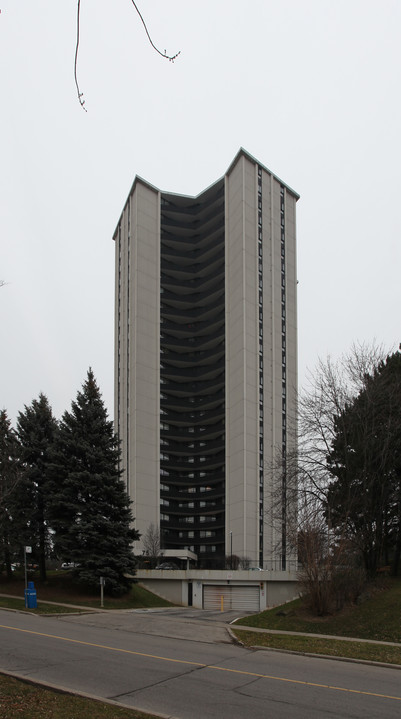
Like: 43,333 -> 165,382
226,148 -> 300,201
112,148 -> 300,240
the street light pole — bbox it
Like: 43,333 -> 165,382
230,531 -> 233,570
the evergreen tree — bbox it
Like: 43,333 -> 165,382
16,395 -> 58,581
327,350 -> 401,576
48,369 -> 139,595
0,410 -> 23,577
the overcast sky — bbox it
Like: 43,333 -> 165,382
1,0 -> 400,425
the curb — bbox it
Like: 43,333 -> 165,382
0,669 -> 173,719
247,644 -> 401,671
228,627 -> 401,670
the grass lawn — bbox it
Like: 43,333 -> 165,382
0,673 -> 158,719
234,630 -> 401,665
231,577 -> 401,664
0,571 -> 173,613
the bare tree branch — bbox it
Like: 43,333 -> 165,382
130,1 -> 181,62
74,1 -> 181,112
74,0 -> 87,112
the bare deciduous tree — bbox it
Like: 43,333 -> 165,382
142,523 -> 163,567
267,342 -> 389,614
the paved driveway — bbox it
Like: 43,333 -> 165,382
53,606 -> 254,644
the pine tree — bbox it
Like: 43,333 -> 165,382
16,395 -> 58,581
327,350 -> 401,576
48,369 -> 139,595
0,410 -> 23,577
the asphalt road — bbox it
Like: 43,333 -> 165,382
1,608 -> 400,719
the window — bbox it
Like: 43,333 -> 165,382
160,513 -> 169,521
160,498 -> 169,507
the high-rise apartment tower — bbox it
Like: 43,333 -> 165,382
114,149 -> 298,569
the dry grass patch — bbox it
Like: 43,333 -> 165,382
0,673 -> 159,719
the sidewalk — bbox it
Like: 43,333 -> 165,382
0,592 -> 106,612
231,623 -> 401,648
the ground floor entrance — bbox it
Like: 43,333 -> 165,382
203,584 -> 260,611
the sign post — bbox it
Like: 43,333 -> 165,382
100,576 -> 105,608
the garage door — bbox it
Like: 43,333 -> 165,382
203,585 -> 260,611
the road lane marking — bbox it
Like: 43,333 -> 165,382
1,623 -> 400,703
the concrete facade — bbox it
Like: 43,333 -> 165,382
135,568 -> 299,610
114,149 -> 299,571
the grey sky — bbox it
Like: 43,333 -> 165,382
1,0 -> 400,425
